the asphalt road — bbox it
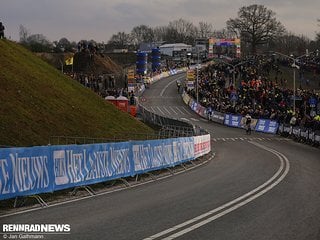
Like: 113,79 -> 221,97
1,73 -> 320,240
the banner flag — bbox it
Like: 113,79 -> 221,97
65,57 -> 74,65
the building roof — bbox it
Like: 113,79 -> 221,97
159,43 -> 191,48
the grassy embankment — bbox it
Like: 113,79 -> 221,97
0,40 -> 154,147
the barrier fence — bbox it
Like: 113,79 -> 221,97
138,104 -> 195,131
182,91 -> 320,146
278,124 -> 320,145
182,92 -> 278,134
0,134 -> 210,201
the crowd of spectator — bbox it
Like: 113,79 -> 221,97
65,72 -> 137,105
66,72 -> 119,96
188,55 -> 320,130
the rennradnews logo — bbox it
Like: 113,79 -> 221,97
2,224 -> 71,233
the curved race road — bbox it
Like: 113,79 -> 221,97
1,73 -> 320,240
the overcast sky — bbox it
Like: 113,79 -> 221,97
1,0 -> 319,43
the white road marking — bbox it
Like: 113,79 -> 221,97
140,105 -> 149,111
156,106 -> 165,115
180,118 -> 190,122
163,107 -> 171,115
175,107 -> 185,114
169,106 -> 178,115
182,107 -> 191,114
150,106 -> 157,113
143,143 -> 290,240
190,118 -> 199,122
199,118 -> 208,122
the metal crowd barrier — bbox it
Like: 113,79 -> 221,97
137,104 -> 208,137
278,123 -> 320,146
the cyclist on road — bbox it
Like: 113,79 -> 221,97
176,80 -> 181,93
245,114 -> 252,135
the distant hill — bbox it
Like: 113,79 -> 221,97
0,40 -> 153,147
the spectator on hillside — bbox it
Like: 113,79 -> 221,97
0,22 -> 5,39
129,91 -> 135,105
109,75 -> 115,88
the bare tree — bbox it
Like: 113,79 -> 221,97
266,25 -> 320,55
131,25 -> 154,46
153,26 -> 167,42
107,32 -> 133,49
317,19 -> 320,42
56,37 -> 75,52
19,24 -> 30,43
25,34 -> 52,52
167,18 -> 198,44
268,32 -> 310,55
18,25 -> 53,52
227,4 -> 285,54
213,28 -> 235,39
198,21 -> 213,38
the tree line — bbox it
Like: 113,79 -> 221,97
18,4 -> 320,56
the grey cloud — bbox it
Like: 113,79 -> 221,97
0,0 -> 319,42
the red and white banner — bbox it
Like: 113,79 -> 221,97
193,134 -> 211,158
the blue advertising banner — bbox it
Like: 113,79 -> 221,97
210,111 -> 225,124
132,137 -> 194,174
224,114 -> 242,128
190,100 -> 198,112
255,119 -> 279,134
52,142 -> 132,191
0,146 -> 53,200
0,134 -> 211,201
189,99 -> 194,108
